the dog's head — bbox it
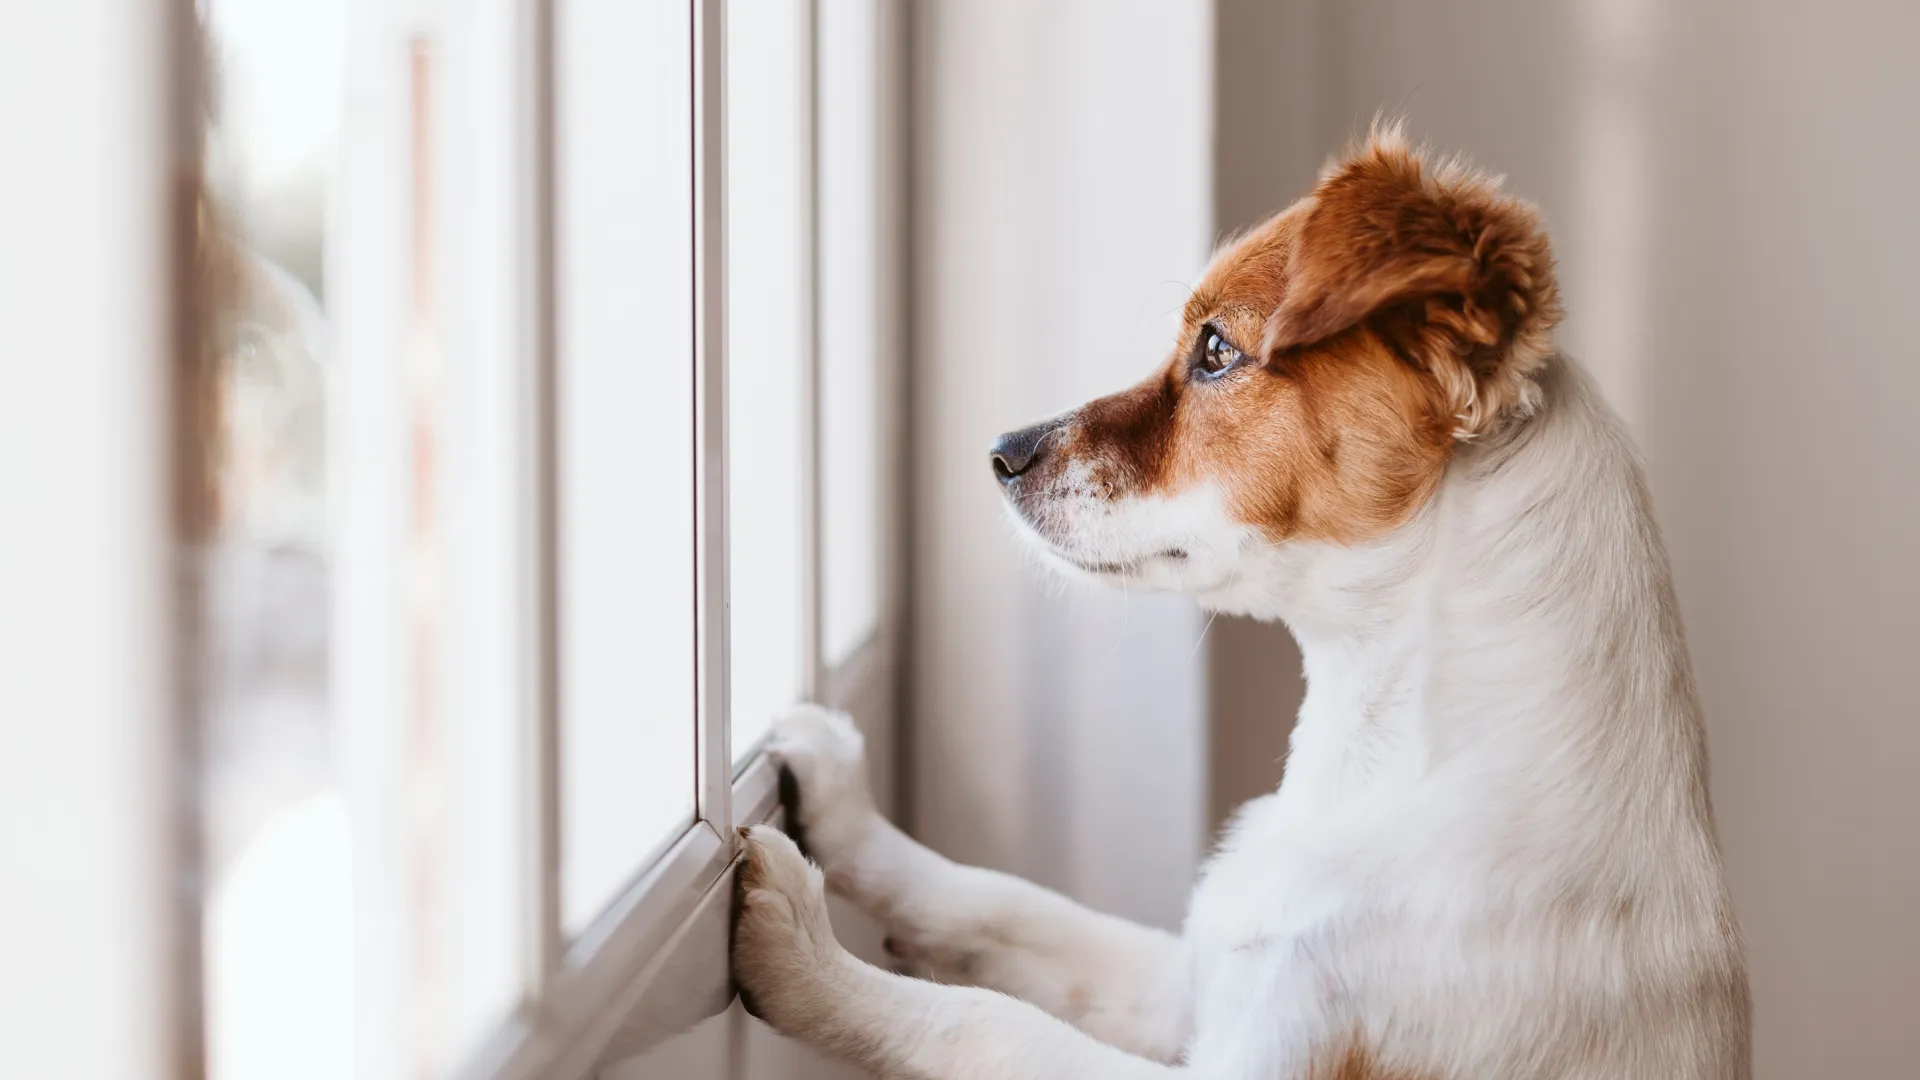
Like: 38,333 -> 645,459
993,126 -> 1562,600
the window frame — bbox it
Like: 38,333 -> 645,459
458,0 -> 740,1072
450,0 -> 899,1077
176,0 -> 897,1073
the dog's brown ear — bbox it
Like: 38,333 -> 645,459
1264,125 -> 1562,437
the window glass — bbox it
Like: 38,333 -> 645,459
554,0 -> 697,933
727,0 -> 809,758
818,0 -> 883,666
190,0 -> 895,1074
202,2 -> 544,1069
196,1 -> 350,1076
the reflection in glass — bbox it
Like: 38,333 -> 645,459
195,2 -> 349,1078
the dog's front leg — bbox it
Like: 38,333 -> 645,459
763,707 -> 1192,1063
734,826 -> 1183,1080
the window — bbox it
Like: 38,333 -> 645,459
196,1 -> 354,1075
553,0 -> 698,937
726,0 -> 810,760
180,1 -> 899,1078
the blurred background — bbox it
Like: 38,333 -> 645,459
2,2 -> 1914,1079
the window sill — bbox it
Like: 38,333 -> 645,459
468,631 -> 890,1080
466,751 -> 785,1080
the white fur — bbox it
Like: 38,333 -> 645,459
1007,459 -> 1251,596
732,354 -> 1750,1079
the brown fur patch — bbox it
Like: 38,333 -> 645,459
1043,125 -> 1561,545
1306,1040 -> 1443,1080
1265,124 -> 1563,436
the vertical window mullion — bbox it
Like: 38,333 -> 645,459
521,0 -> 563,1000
693,0 -> 733,836
800,0 -> 826,702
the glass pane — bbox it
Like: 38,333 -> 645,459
554,0 -> 697,933
201,4 -> 538,1071
818,0 -> 883,666
195,1 -> 350,1076
727,0 -> 808,759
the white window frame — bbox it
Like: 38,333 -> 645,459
476,0 -> 755,1067
318,1 -> 898,1078
481,2 -> 899,1076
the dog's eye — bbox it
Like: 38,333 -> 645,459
1196,327 -> 1242,377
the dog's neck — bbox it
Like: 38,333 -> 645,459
1220,355 -> 1711,818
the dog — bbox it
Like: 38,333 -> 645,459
731,125 -> 1751,1080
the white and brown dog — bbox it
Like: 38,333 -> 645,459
732,127 -> 1751,1080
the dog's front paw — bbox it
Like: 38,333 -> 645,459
732,825 -> 858,1035
768,705 -> 877,867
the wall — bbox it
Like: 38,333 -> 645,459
907,0 -> 1215,931
1212,1 -> 1920,1074
0,2 -> 184,1075
1202,0 -> 1323,834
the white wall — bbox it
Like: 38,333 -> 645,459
907,0 -> 1215,930
0,2 -> 182,1076
1214,1 -> 1920,1074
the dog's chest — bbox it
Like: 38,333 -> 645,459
1184,793 -> 1362,979
1180,781 -> 1464,1017
1175,792 -> 1401,1066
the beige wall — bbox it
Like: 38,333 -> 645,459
1203,0 -> 1322,834
1212,0 -> 1920,1074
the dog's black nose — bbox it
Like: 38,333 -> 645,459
990,417 -> 1065,485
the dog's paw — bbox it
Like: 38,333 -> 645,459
732,825 -> 854,1034
767,705 -> 876,866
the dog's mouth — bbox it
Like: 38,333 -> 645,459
1065,548 -> 1189,576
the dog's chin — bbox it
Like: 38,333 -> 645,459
1003,514 -> 1207,592
1044,545 -> 1194,589
998,484 -> 1254,595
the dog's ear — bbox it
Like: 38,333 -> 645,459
1264,124 -> 1562,438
